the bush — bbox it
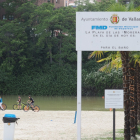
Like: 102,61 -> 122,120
1,64 -> 77,96
82,68 -> 123,96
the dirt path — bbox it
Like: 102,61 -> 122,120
0,110 -> 124,140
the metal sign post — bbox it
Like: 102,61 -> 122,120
76,12 -> 140,140
105,90 -> 123,140
113,108 -> 115,140
77,51 -> 82,140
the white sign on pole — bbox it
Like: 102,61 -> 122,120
76,12 -> 140,51
105,90 -> 123,109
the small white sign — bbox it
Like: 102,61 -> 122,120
76,12 -> 140,51
105,90 -> 123,109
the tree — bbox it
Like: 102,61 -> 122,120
76,0 -> 116,11
88,2 -> 140,139
0,0 -> 33,19
0,20 -> 28,75
31,3 -> 76,66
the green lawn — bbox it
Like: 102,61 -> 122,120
82,129 -> 124,140
82,126 -> 140,140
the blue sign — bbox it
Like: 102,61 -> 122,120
91,26 -> 107,30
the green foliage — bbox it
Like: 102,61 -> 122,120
107,3 -> 127,11
0,0 -> 36,18
134,0 -> 140,8
0,0 -> 125,96
119,0 -> 140,8
2,64 -> 77,96
83,68 -> 123,96
0,20 -> 28,74
76,0 -> 116,11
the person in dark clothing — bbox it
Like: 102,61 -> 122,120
28,95 -> 34,109
17,96 -> 21,110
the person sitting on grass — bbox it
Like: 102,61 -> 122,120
0,96 -> 3,110
28,95 -> 34,110
17,95 -> 21,110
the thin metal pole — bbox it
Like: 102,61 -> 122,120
77,51 -> 82,140
74,111 -> 77,124
113,108 -> 115,140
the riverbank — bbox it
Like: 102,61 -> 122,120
0,110 -> 124,140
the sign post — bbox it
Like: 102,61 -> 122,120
105,90 -> 123,140
113,108 -> 115,140
76,12 -> 140,140
77,51 -> 82,140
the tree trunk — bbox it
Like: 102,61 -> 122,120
134,63 -> 137,134
137,63 -> 140,124
120,51 -> 130,140
129,61 -> 136,139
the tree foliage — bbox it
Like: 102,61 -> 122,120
0,0 -> 124,96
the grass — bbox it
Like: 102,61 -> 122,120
82,126 -> 140,140
82,129 -> 124,140
97,137 -> 124,140
98,129 -> 124,140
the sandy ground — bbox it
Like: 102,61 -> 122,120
0,110 -> 124,140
